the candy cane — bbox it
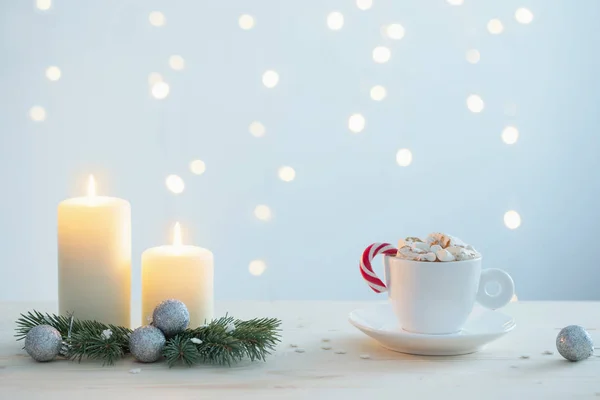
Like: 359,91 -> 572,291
360,243 -> 397,293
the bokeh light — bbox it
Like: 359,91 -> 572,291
149,11 -> 165,27
466,49 -> 480,64
327,12 -> 344,30
372,46 -> 391,63
370,85 -> 387,101
249,260 -> 267,276
278,166 -> 296,182
239,14 -> 255,30
348,113 -> 366,133
504,210 -> 521,229
151,81 -> 170,99
396,149 -> 413,167
189,160 -> 206,175
467,94 -> 484,113
249,121 -> 266,137
487,19 -> 504,34
385,24 -> 405,40
515,8 -> 534,24
262,70 -> 279,88
148,72 -> 163,85
166,175 -> 185,194
29,106 -> 47,122
254,205 -> 272,221
356,0 -> 373,10
36,0 -> 51,11
446,0 -> 463,5
169,55 -> 185,71
45,66 -> 61,81
501,126 -> 519,144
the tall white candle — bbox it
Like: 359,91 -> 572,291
141,223 -> 214,327
58,176 -> 131,326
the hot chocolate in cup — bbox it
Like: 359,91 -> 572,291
359,234 -> 515,335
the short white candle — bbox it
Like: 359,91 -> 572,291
141,223 -> 214,327
58,176 -> 131,326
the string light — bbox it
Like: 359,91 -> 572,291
149,11 -> 165,27
151,81 -> 170,99
515,8 -> 534,24
36,0 -> 52,11
254,205 -> 272,221
384,24 -> 405,40
348,114 -> 366,133
249,260 -> 267,276
372,46 -> 391,63
370,85 -> 387,101
29,106 -> 47,122
396,149 -> 413,167
166,175 -> 185,194
356,0 -> 373,10
487,19 -> 504,35
278,166 -> 296,182
189,160 -> 206,175
262,70 -> 279,88
169,55 -> 185,71
239,14 -> 255,30
249,121 -> 266,137
466,49 -> 480,64
501,126 -> 519,144
504,210 -> 521,229
327,12 -> 344,31
45,66 -> 61,81
466,94 -> 484,113
148,72 -> 163,85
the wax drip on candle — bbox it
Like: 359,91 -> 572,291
173,222 -> 183,246
87,175 -> 96,198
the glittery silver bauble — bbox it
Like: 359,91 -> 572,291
24,325 -> 62,362
152,299 -> 190,337
129,325 -> 166,363
556,325 -> 594,361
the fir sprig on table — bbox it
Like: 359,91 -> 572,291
15,310 -> 281,367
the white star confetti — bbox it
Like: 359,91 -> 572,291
101,329 -> 113,340
191,338 -> 203,344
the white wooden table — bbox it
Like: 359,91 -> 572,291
1,301 -> 599,399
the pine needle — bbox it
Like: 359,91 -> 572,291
15,310 -> 281,367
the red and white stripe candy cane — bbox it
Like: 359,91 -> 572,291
360,243 -> 397,293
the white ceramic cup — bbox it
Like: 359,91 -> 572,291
383,256 -> 514,335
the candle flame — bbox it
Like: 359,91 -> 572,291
173,222 -> 182,246
87,175 -> 96,197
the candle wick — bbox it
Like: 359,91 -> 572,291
173,222 -> 183,246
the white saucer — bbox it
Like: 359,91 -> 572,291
348,303 -> 515,356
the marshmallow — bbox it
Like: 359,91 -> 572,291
395,233 -> 481,262
421,252 -> 437,262
430,244 -> 443,253
436,249 -> 456,262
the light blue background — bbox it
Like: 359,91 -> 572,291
1,0 -> 599,302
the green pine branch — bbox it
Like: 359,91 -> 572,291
15,310 -> 281,367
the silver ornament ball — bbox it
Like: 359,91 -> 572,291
556,325 -> 594,361
24,325 -> 63,362
129,325 -> 166,363
152,299 -> 190,337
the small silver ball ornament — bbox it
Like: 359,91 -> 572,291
129,325 -> 166,363
556,325 -> 594,361
152,299 -> 190,337
24,325 -> 63,362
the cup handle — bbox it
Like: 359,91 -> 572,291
476,268 -> 515,310
360,243 -> 397,293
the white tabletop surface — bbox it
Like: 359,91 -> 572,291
1,301 -> 599,399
